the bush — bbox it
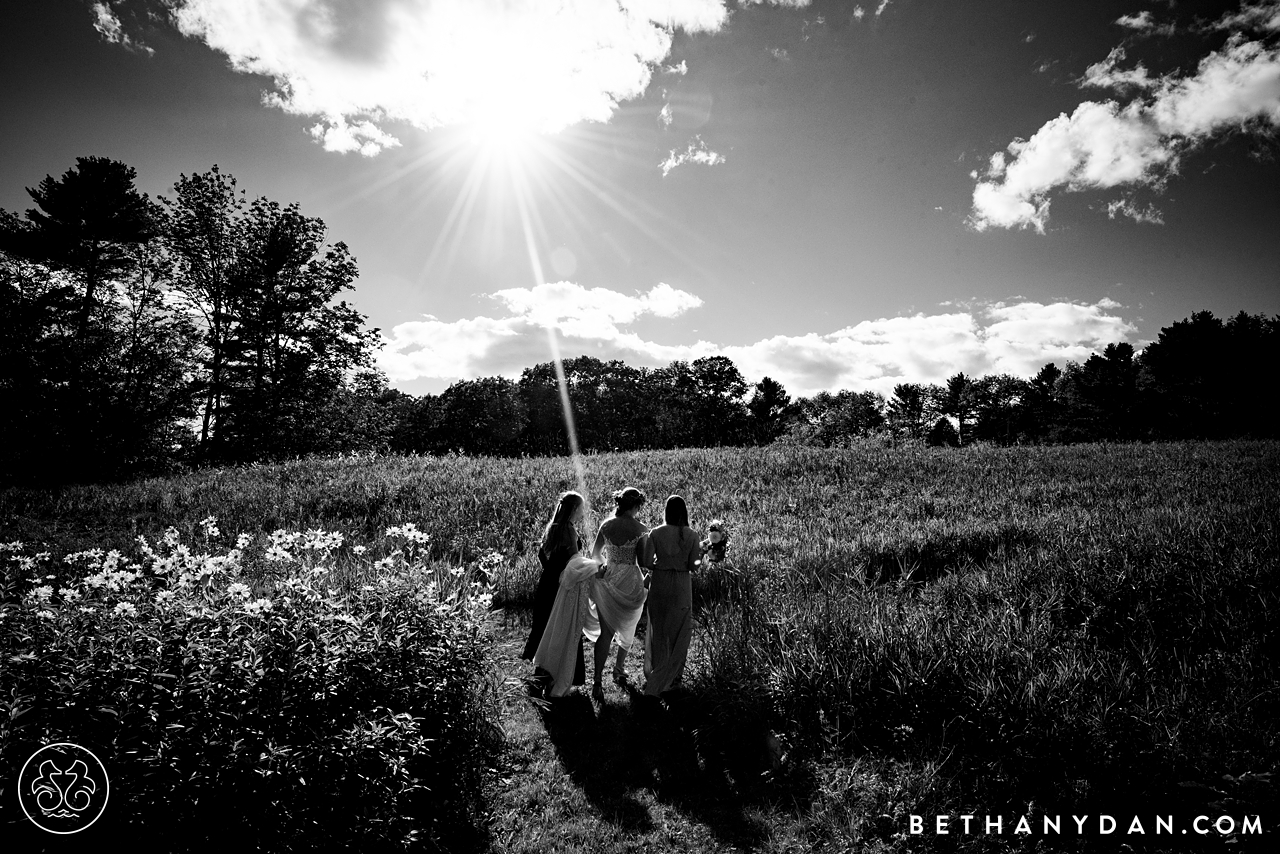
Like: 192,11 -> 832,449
0,525 -> 500,852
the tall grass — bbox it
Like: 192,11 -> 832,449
3,441 -> 1277,848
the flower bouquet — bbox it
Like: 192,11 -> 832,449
700,520 -> 730,564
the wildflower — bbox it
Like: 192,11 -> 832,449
35,552 -> 51,563
162,527 -> 181,548
301,529 -> 343,551
155,591 -> 175,606
264,546 -> 293,563
236,533 -> 253,550
28,586 -> 54,604
44,573 -> 56,580
385,523 -> 431,545
79,606 -> 96,614
113,602 -> 137,618
200,516 -> 221,538
59,587 -> 81,602
0,541 -> 26,552
375,557 -> 396,570
226,582 -> 252,599
243,598 -> 273,615
36,609 -> 56,620
269,530 -> 301,550
352,545 -> 368,556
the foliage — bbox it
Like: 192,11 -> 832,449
0,525 -> 500,852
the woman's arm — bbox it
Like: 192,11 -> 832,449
687,530 -> 702,572
590,526 -> 606,562
640,530 -> 656,568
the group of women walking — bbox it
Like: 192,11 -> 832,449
520,486 -> 702,703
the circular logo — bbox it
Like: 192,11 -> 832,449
17,742 -> 110,834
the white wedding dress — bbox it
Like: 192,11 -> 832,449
589,536 -> 648,648
533,555 -> 601,697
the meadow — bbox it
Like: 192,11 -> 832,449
2,441 -> 1278,851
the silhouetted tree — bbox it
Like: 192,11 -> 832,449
747,376 -> 795,444
971,374 -> 1028,444
933,373 -> 978,446
887,383 -> 929,441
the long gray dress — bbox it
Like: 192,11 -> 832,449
642,525 -> 700,696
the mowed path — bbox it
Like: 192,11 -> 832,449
482,611 -> 781,853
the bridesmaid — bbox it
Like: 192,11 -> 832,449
522,491 -> 587,694
643,495 -> 700,698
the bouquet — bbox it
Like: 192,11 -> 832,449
700,520 -> 730,564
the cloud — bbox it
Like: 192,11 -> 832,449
1115,11 -> 1176,36
1211,1 -> 1280,34
379,282 -> 709,383
101,1 -> 804,154
90,2 -> 154,55
1080,48 -> 1157,90
379,286 -> 1137,398
659,135 -> 728,176
875,0 -> 892,17
1105,198 -> 1165,224
971,32 -> 1280,232
852,7 -> 865,22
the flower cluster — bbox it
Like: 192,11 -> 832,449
386,523 -> 431,545
701,520 -> 731,564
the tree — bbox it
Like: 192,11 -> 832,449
0,161 -> 196,482
746,376 -> 794,444
887,383 -> 929,441
163,166 -> 247,453
163,169 -> 380,461
433,377 -> 528,455
933,373 -> 978,446
689,356 -> 749,445
0,156 -> 160,340
970,374 -> 1028,444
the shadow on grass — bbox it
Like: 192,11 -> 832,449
862,522 -> 1040,584
536,683 -> 774,850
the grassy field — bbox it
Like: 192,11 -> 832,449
2,441 -> 1278,851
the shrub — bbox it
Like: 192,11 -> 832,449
0,526 -> 500,852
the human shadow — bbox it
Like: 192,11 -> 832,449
625,685 -> 774,850
536,680 -> 775,849
536,691 -> 655,833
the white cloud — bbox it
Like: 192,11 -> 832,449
379,286 -> 1137,398
379,282 -> 709,383
1115,11 -> 1176,36
1212,1 -> 1280,34
971,35 -> 1280,232
1080,48 -> 1157,90
91,2 -> 154,55
852,7 -> 866,22
875,0 -> 892,17
1105,198 -> 1165,224
660,135 -> 728,176
308,116 -> 402,156
102,1 -> 803,154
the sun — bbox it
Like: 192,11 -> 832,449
467,111 -> 540,167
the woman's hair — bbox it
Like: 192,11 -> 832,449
664,495 -> 689,528
541,491 -> 583,554
612,487 -> 646,516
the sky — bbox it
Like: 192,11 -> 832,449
2,0 -> 1278,398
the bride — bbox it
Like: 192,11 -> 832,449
587,487 -> 651,702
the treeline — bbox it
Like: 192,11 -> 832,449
3,157 -> 1279,484
376,311 -> 1280,457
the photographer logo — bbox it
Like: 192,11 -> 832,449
18,743 -> 110,834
